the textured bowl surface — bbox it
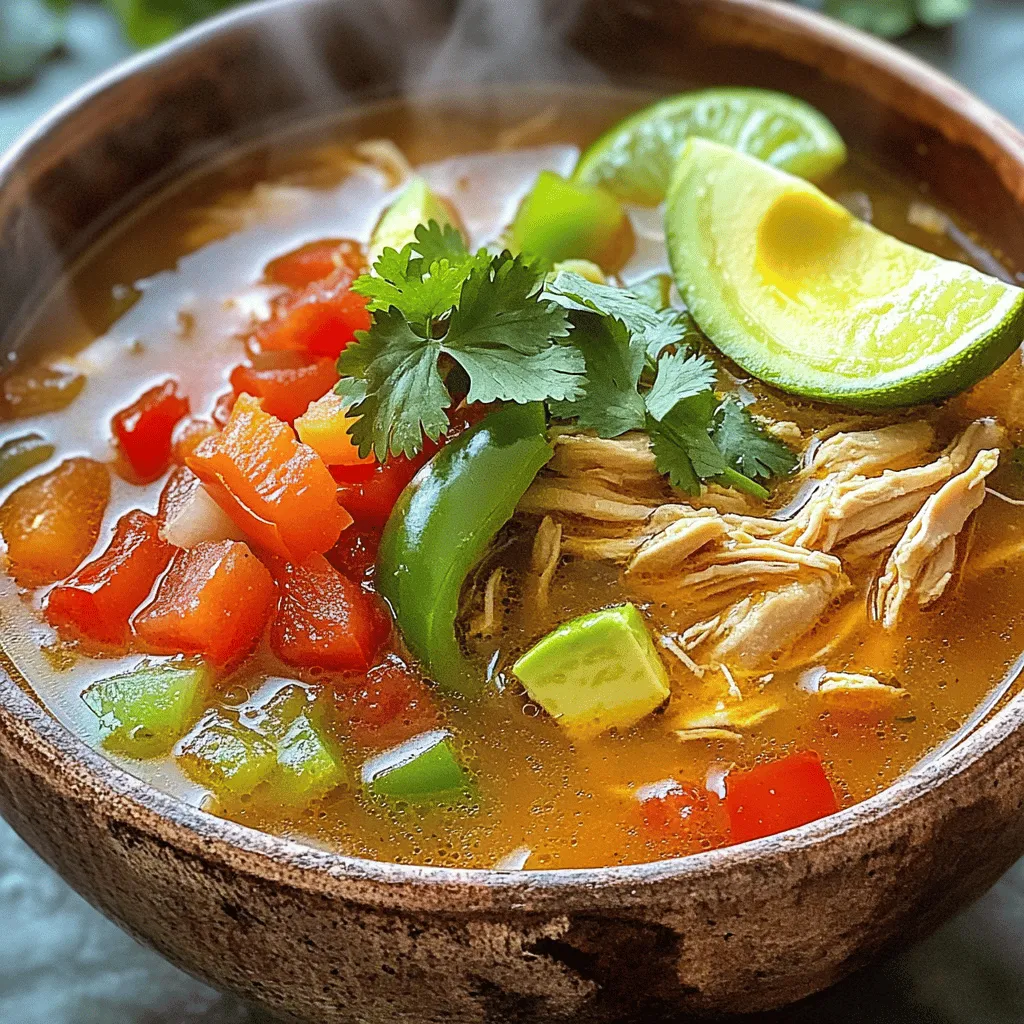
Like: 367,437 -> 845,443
2,1 -> 1024,1021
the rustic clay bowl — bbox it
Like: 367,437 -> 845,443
2,0 -> 1024,1020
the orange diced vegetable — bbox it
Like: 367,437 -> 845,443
186,394 -> 351,561
724,751 -> 839,844
264,238 -> 366,289
0,458 -> 110,585
134,540 -> 276,669
266,553 -> 390,671
255,267 -> 371,358
294,391 -> 374,468
229,356 -> 338,424
112,379 -> 190,482
46,509 -> 173,646
171,417 -> 219,463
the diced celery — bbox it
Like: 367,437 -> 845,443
247,682 -> 312,744
0,433 -> 54,486
511,171 -> 631,270
362,730 -> 469,800
512,603 -> 670,737
81,660 -> 209,758
177,711 -> 277,798
274,712 -> 345,803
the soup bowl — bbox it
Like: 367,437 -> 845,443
2,0 -> 1024,1020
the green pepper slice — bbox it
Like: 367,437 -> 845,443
376,402 -> 552,693
362,730 -> 469,800
0,433 -> 55,487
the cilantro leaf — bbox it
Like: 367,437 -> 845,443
647,393 -> 726,496
711,398 -> 799,480
412,220 -> 469,264
546,271 -> 693,361
443,253 -> 582,404
337,309 -> 450,460
549,314 -> 647,437
645,351 -> 718,421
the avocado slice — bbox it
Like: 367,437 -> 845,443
369,177 -> 460,265
512,604 -> 670,737
511,171 -> 633,272
666,138 -> 1024,407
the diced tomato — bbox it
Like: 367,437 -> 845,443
325,524 -> 380,585
326,655 -> 439,749
46,509 -> 173,646
724,751 -> 839,845
333,446 -> 435,526
171,417 -> 218,463
112,379 -> 190,482
211,390 -> 236,428
186,394 -> 351,561
229,356 -> 337,424
0,458 -> 110,586
638,783 -> 732,855
134,540 -> 275,669
266,553 -> 390,671
295,391 -> 374,468
264,238 -> 366,290
255,267 -> 371,358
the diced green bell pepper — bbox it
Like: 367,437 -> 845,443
362,730 -> 469,800
376,402 -> 552,693
177,711 -> 277,798
81,659 -> 209,758
248,682 -> 312,743
512,171 -> 631,270
0,433 -> 54,487
274,712 -> 345,804
369,177 -> 460,265
512,603 -> 670,737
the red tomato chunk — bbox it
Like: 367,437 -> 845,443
333,447 -> 434,526
46,509 -> 173,647
264,238 -> 366,290
256,267 -> 371,359
112,379 -> 190,481
639,783 -> 732,855
187,394 -> 350,562
134,540 -> 275,669
229,357 -> 338,424
267,554 -> 390,671
325,525 -> 380,585
724,751 -> 839,844
328,655 -> 439,750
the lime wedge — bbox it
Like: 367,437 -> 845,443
573,88 -> 846,206
665,139 -> 1024,407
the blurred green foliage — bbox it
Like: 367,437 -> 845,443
0,0 -> 977,89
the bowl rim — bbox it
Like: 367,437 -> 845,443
2,0 -> 1024,904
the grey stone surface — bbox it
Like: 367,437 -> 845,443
1,2 -> 1023,1021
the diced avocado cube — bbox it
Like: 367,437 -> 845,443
511,171 -> 632,271
177,711 -> 277,798
274,712 -> 345,804
369,177 -> 460,265
81,659 -> 209,758
362,730 -> 469,800
512,603 -> 670,737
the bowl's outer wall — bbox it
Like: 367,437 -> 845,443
3,0 -> 1024,1020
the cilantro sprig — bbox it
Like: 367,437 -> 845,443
339,225 -> 581,459
337,235 -> 796,499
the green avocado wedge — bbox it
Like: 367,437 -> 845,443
573,87 -> 846,206
666,139 -> 1024,408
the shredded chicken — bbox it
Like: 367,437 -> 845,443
467,567 -> 505,638
672,701 -> 780,731
525,516 -> 562,614
875,447 -> 1000,627
674,727 -> 743,744
805,421 -> 936,480
814,671 -> 908,712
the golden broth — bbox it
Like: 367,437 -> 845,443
2,86 -> 1023,869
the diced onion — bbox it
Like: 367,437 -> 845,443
160,483 -> 245,548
